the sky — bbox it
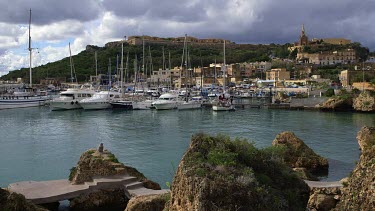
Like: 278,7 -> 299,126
0,0 -> 374,77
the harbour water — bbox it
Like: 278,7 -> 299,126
1,106 -> 374,188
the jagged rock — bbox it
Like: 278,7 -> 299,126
0,188 -> 47,211
316,97 -> 353,111
307,187 -> 341,211
353,91 -> 375,112
125,193 -> 170,211
169,133 -> 310,211
356,126 -> 375,151
334,126 -> 375,210
272,132 -> 329,174
85,45 -> 100,52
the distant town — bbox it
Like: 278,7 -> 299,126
1,25 -> 374,92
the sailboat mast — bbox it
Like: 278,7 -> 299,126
120,40 -> 124,97
223,40 -> 226,90
162,46 -> 165,70
95,51 -> 98,79
28,9 -> 32,87
142,35 -> 145,84
69,42 -> 74,83
169,51 -> 171,89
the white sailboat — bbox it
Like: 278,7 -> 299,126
212,40 -> 235,111
0,9 -> 49,110
177,34 -> 201,110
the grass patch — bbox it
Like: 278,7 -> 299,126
107,153 -> 119,163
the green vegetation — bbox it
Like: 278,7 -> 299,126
325,88 -> 335,97
69,167 -> 77,181
107,153 -> 119,163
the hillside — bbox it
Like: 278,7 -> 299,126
0,42 -> 289,83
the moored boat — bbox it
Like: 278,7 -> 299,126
80,91 -> 121,110
49,88 -> 96,111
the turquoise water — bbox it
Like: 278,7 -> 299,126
0,107 -> 374,188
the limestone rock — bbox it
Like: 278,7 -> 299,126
272,132 -> 329,174
353,91 -> 375,112
334,126 -> 375,210
125,193 -> 170,211
307,187 -> 341,211
69,147 -> 162,210
356,126 -> 375,151
0,188 -> 47,211
70,189 -> 127,211
316,97 -> 353,111
169,133 -> 310,211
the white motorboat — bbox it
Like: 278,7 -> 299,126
49,88 -> 96,111
177,96 -> 202,110
153,93 -> 182,110
80,91 -> 121,110
132,99 -> 154,110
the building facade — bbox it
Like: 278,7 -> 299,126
297,49 -> 356,65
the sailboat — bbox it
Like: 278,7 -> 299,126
0,9 -> 49,110
212,40 -> 235,111
49,43 -> 96,110
177,34 -> 202,110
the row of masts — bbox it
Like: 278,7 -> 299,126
28,7 -> 224,90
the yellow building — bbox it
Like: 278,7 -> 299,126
266,68 -> 290,81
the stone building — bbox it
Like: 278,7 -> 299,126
297,49 -> 356,65
266,68 -> 290,81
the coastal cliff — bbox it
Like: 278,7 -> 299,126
333,126 -> 375,210
169,133 -> 310,211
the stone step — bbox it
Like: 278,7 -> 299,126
115,167 -> 126,174
125,181 -> 144,190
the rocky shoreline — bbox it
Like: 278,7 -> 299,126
1,127 -> 374,210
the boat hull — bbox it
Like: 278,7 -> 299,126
132,101 -> 153,110
49,100 -> 82,111
0,97 -> 48,110
80,102 -> 112,110
153,102 -> 178,110
111,101 -> 133,110
177,102 -> 202,110
212,105 -> 235,111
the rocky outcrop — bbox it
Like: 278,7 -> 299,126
316,97 -> 353,111
308,187 -> 341,211
356,126 -> 375,151
272,132 -> 329,174
0,188 -> 47,211
69,144 -> 160,189
70,189 -> 128,211
293,168 -> 319,181
169,133 -> 310,211
334,126 -> 375,210
69,144 -> 161,210
125,193 -> 170,211
353,91 -> 375,112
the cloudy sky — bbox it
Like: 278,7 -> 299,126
0,0 -> 374,76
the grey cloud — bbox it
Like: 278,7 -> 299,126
103,0 -> 209,22
0,0 -> 102,25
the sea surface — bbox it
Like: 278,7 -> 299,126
0,106 -> 374,188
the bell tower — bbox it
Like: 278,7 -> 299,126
299,24 -> 309,46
